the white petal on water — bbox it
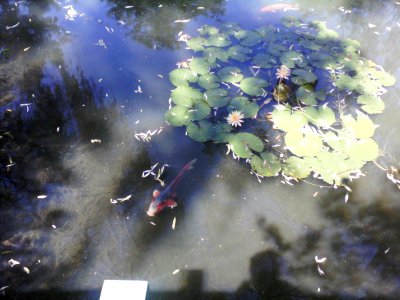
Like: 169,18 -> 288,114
149,222 -> 156,226
8,259 -> 20,267
24,47 -> 30,52
384,248 -> 390,254
172,269 -> 180,275
368,23 -> 376,28
345,193 -> 349,203
172,217 -> 176,230
37,195 -> 47,199
6,22 -> 20,30
315,256 -> 327,263
317,265 -> 325,276
90,139 -> 101,143
174,19 -> 191,23
23,267 -> 30,274
117,195 -> 132,202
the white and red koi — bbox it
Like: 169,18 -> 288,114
147,159 -> 197,216
260,3 -> 299,13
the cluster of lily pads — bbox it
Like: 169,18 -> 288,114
165,17 -> 395,185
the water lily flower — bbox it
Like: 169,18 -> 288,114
275,65 -> 291,80
226,110 -> 245,127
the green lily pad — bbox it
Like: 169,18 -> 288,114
282,16 -> 303,28
240,77 -> 268,96
345,138 -> 380,161
189,57 -> 211,75
217,67 -> 243,83
253,53 -> 277,68
203,47 -> 230,63
198,73 -> 220,90
282,156 -> 311,179
250,152 -> 281,177
308,52 -> 335,68
305,151 -> 364,185
303,106 -> 336,128
256,24 -> 275,36
341,113 -> 376,139
169,68 -> 198,87
228,133 -> 264,159
271,106 -> 308,132
228,45 -> 252,62
187,120 -> 232,142
198,25 -> 219,36
295,85 -> 317,105
285,130 -> 323,157
334,74 -> 358,91
204,88 -> 230,107
227,97 -> 259,118
268,44 -> 288,56
357,94 -> 385,114
188,100 -> 211,121
291,69 -> 318,85
280,51 -> 307,69
234,30 -> 262,47
298,38 -> 322,51
171,86 -> 203,106
187,37 -> 206,51
204,34 -> 232,47
165,105 -> 190,126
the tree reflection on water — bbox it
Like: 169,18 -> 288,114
103,0 -> 225,49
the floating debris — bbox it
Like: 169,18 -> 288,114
172,269 -> 180,275
317,265 -> 325,276
90,139 -> 102,144
174,19 -> 191,23
315,256 -> 327,264
37,195 -> 47,199
8,259 -> 20,268
6,22 -> 20,30
110,195 -> 132,204
172,217 -> 176,230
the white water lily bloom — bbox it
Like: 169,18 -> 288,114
226,110 -> 245,127
275,65 -> 291,80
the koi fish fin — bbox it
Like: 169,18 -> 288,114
153,189 -> 160,198
165,199 -> 177,208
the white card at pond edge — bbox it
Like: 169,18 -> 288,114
100,280 -> 148,300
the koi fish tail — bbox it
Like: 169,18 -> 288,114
169,158 -> 197,191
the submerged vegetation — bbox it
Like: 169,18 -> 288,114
165,17 -> 396,186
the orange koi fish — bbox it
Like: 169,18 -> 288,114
260,3 -> 299,13
147,159 -> 197,216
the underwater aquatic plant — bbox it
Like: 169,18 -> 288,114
164,18 -> 396,186
226,110 -> 245,127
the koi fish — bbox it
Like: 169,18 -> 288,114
147,159 -> 197,216
260,3 -> 299,13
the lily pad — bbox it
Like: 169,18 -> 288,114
171,86 -> 203,106
204,88 -> 230,107
357,94 -> 385,114
198,25 -> 219,36
295,85 -> 317,105
228,133 -> 264,159
291,69 -> 318,85
203,47 -> 230,63
234,30 -> 262,47
341,113 -> 376,139
169,68 -> 198,87
189,57 -> 211,75
165,106 -> 190,126
250,152 -> 281,177
217,67 -> 243,83
303,106 -> 336,128
204,34 -> 232,47
228,45 -> 252,62
187,120 -> 232,142
345,138 -> 380,161
227,97 -> 259,118
187,37 -> 206,51
188,101 -> 211,121
285,130 -> 323,157
271,106 -> 308,132
198,73 -> 220,90
239,77 -> 268,96
282,156 -> 311,179
253,53 -> 277,68
280,51 -> 307,69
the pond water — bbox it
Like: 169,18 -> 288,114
1,0 -> 400,299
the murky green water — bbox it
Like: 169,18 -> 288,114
1,0 -> 400,299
